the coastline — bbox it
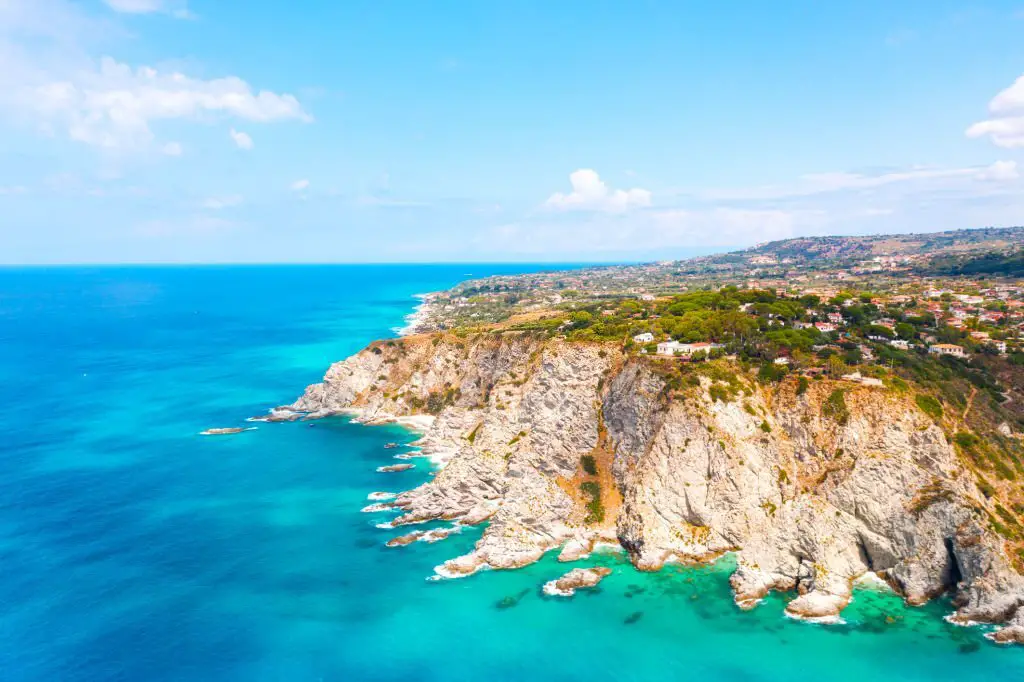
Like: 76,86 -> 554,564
393,292 -> 440,337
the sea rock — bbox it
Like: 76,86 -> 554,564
282,333 -> 1024,635
990,611 -> 1024,644
361,502 -> 395,513
386,531 -> 424,547
544,567 -> 613,596
377,463 -> 415,473
200,427 -> 252,435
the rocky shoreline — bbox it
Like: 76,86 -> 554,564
394,293 -> 441,337
273,331 -> 1024,642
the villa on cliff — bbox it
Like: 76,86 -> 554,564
928,343 -> 966,358
656,340 -> 723,357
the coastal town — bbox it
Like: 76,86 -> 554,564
409,229 -> 1024,384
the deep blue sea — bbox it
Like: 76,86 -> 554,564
1,265 -> 1021,681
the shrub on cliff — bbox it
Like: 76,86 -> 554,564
823,389 -> 849,425
580,481 -> 604,524
915,394 -> 944,421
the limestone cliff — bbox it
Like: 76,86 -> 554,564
275,332 -> 1024,635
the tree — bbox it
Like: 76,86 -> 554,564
827,355 -> 847,378
895,322 -> 916,340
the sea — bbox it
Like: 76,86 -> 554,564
0,264 -> 1021,681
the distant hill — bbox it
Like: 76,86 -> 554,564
921,248 -> 1024,278
666,227 -> 1024,276
742,226 -> 1024,263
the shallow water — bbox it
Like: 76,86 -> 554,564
0,265 -> 1020,681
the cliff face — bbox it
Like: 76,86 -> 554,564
279,332 -> 1024,634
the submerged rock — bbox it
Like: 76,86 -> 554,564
495,589 -> 530,610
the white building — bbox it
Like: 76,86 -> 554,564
841,371 -> 884,387
889,339 -> 910,350
656,341 -> 721,357
632,332 -> 655,344
928,344 -> 966,358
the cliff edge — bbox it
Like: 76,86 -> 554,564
275,332 -> 1024,637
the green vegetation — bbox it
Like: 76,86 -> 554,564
823,389 -> 849,425
796,376 -> 809,396
579,481 -> 604,524
580,454 -> 598,476
410,386 -> 461,415
466,423 -> 481,444
954,431 -> 979,449
915,394 -> 944,421
922,249 -> 1024,278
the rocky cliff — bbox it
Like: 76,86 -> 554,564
275,332 -> 1024,639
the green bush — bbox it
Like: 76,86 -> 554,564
796,376 -> 809,396
954,431 -> 979,449
823,389 -> 849,425
757,362 -> 788,384
915,394 -> 944,421
580,454 -> 598,476
580,481 -> 604,524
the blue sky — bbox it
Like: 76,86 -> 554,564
2,0 -> 1024,263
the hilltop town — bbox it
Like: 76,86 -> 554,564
414,227 -> 1024,365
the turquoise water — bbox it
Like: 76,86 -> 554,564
1,265 -> 1021,681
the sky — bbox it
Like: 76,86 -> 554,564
2,1 -> 1024,263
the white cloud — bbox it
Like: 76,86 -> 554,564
0,185 -> 29,195
16,56 -> 310,151
290,179 -> 310,191
229,128 -> 253,150
161,141 -> 182,156
202,195 -> 243,210
545,169 -> 651,213
967,74 -> 1024,148
976,160 -> 1019,181
103,0 -> 192,19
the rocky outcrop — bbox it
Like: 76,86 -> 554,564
200,427 -> 254,435
279,332 -> 1024,632
377,463 -> 415,473
544,567 -> 613,596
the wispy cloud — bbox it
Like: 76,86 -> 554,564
690,161 -> 1018,202
103,0 -> 193,19
229,128 -> 253,150
202,195 -> 243,210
